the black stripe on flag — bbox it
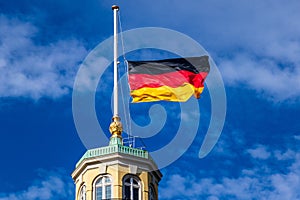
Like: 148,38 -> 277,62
128,56 -> 210,75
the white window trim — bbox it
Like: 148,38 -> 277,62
123,175 -> 142,200
79,184 -> 86,200
93,175 -> 113,200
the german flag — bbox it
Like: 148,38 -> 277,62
128,56 -> 210,103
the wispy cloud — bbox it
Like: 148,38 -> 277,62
219,53 -> 300,102
247,144 -> 271,160
123,0 -> 300,102
294,135 -> 300,141
161,126 -> 300,200
160,147 -> 300,200
206,0 -> 300,102
0,169 -> 74,200
0,15 -> 87,100
274,149 -> 296,161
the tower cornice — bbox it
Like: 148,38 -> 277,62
72,144 -> 162,182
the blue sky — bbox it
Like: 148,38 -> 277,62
1,0 -> 300,199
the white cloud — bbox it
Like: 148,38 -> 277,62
247,144 -> 271,160
125,0 -> 300,56
125,0 -> 300,102
0,170 -> 74,200
274,149 -> 296,161
219,53 -> 300,102
0,15 -> 87,99
206,0 -> 300,102
160,150 -> 300,200
294,135 -> 300,141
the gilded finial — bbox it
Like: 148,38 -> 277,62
109,115 -> 123,138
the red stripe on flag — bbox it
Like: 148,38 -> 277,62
128,70 -> 208,90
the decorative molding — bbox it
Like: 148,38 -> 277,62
99,163 -> 107,174
129,165 -> 138,174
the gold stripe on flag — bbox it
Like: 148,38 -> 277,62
130,83 -> 204,103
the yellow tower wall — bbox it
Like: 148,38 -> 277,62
73,158 -> 161,200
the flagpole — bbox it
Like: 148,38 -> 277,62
109,5 -> 123,142
113,5 -> 119,117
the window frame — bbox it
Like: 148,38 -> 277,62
148,184 -> 156,200
93,174 -> 113,200
78,184 -> 86,200
122,175 -> 142,200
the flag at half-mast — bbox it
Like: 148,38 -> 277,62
128,55 -> 210,103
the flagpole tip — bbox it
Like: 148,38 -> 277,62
112,5 -> 119,10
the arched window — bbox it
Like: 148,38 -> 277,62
123,175 -> 141,200
149,185 -> 156,200
79,184 -> 86,200
94,175 -> 112,200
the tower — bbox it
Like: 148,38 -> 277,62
71,5 -> 162,200
71,134 -> 162,200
